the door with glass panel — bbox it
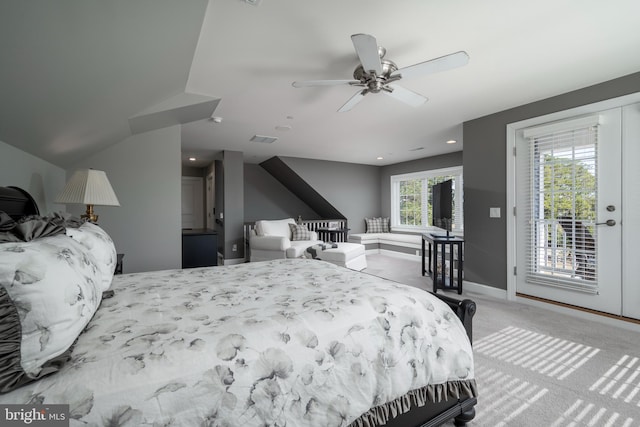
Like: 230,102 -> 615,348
515,108 -> 622,315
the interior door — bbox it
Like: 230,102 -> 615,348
181,177 -> 204,229
515,108 -> 622,315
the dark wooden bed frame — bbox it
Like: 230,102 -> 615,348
0,186 -> 477,427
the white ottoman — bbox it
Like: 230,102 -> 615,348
315,242 -> 367,271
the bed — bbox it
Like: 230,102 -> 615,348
0,186 -> 477,426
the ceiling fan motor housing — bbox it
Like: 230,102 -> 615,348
353,59 -> 398,93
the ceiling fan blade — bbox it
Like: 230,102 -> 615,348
338,89 -> 368,112
292,79 -> 360,88
392,51 -> 469,80
351,33 -> 383,75
384,84 -> 428,107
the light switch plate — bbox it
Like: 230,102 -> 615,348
490,207 -> 501,218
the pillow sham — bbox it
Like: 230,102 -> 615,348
0,233 -> 102,393
365,217 -> 383,233
65,222 -> 116,291
289,223 -> 311,241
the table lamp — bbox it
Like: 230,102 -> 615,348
55,169 -> 120,222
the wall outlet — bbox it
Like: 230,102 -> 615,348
490,207 -> 501,218
232,244 -> 237,252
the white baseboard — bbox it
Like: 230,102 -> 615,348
220,257 -> 246,266
515,296 -> 640,333
463,280 -> 640,332
462,280 -> 508,300
378,249 -> 421,261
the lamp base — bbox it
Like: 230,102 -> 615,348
81,204 -> 99,223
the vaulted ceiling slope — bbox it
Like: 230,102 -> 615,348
0,0 -> 209,168
2,1 -> 640,169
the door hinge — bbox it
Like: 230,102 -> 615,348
513,266 -> 517,275
513,146 -> 517,156
513,206 -> 516,216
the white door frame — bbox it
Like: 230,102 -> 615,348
506,92 -> 640,302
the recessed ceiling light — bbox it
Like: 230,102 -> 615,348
446,139 -> 457,144
377,156 -> 384,160
275,125 -> 292,131
188,157 -> 196,161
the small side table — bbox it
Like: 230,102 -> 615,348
316,228 -> 350,243
422,234 -> 464,294
115,253 -> 124,275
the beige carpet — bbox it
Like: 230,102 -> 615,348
363,253 -> 640,426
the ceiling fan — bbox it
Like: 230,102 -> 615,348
292,33 -> 469,112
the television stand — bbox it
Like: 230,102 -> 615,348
422,233 -> 464,294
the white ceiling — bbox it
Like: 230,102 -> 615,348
2,1 -> 640,169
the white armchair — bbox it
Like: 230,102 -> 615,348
249,218 -> 323,262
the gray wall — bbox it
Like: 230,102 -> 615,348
68,126 -> 182,273
244,163 -> 319,223
279,157 -> 380,234
222,151 -> 244,261
0,140 -> 66,213
464,71 -> 640,290
379,152 -> 464,219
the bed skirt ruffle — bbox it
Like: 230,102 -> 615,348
350,379 -> 478,427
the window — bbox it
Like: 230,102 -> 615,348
390,166 -> 463,232
522,115 -> 599,289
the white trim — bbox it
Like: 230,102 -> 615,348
379,249 -> 421,261
506,91 -> 640,305
390,166 -> 464,232
461,279 -> 640,332
522,115 -> 600,138
515,296 -> 640,333
462,280 -> 508,300
221,257 -> 245,265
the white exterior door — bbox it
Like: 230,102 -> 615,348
622,103 -> 640,319
515,108 -> 623,315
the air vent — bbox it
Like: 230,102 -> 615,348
250,135 -> 278,144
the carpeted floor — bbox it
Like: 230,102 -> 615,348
362,253 -> 640,426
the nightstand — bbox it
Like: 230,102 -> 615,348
115,253 -> 124,275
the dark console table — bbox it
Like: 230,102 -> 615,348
422,234 -> 464,294
182,229 -> 218,268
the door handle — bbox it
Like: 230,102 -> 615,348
596,219 -> 616,226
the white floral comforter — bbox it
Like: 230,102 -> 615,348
1,259 -> 475,426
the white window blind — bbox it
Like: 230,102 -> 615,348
523,116 -> 599,292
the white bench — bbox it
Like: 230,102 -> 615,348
348,233 -> 423,257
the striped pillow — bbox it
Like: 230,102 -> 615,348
289,223 -> 312,241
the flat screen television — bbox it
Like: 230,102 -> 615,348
432,179 -> 453,237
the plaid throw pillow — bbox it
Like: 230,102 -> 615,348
381,217 -> 390,232
289,223 -> 312,241
365,217 -> 385,233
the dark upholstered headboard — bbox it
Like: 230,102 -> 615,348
0,186 -> 40,219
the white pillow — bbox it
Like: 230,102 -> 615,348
65,222 -> 116,291
255,218 -> 295,238
0,234 -> 102,379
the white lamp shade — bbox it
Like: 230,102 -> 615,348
56,169 -> 120,206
